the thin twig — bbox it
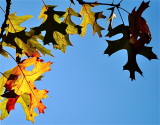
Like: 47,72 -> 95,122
119,6 -> 130,14
112,0 -> 115,4
76,0 -> 120,7
76,0 -> 129,14
41,0 -> 48,9
117,7 -> 124,25
119,0 -> 123,4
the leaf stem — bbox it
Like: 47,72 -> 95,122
0,71 -> 8,78
41,0 -> 48,9
76,0 -> 130,14
0,0 -> 12,40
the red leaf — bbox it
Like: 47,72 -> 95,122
6,96 -> 20,113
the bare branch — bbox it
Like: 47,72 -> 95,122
0,0 -> 12,40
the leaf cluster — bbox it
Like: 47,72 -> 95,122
0,0 -> 157,122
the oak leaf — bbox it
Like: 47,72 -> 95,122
64,8 -> 82,35
105,24 -> 157,80
33,6 -> 68,46
80,4 -> 106,37
6,13 -> 33,33
128,1 -> 151,51
0,57 -> 52,122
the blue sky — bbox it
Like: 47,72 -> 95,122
0,0 -> 159,125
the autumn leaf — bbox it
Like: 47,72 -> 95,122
33,5 -> 82,52
17,94 -> 38,122
80,4 -> 106,37
64,8 -> 82,35
51,8 -> 82,52
0,99 -> 9,120
0,57 -> 52,122
26,30 -> 53,57
0,69 -> 12,100
53,31 -> 72,53
104,1 -> 158,80
2,30 -> 41,57
105,24 -> 157,80
33,6 -> 68,46
28,37 -> 53,57
128,1 -> 151,51
6,13 -> 33,33
0,47 -> 9,58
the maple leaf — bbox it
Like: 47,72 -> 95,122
80,4 -> 106,37
6,13 -> 33,33
105,24 -> 157,80
0,57 -> 52,122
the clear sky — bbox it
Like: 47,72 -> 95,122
0,0 -> 159,125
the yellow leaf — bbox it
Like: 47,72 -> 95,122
17,94 -> 38,123
80,4 -> 106,37
1,57 -> 52,122
6,13 -> 33,33
0,99 -> 9,120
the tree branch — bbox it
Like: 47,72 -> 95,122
76,0 -> 120,7
0,0 -> 12,40
76,0 -> 130,14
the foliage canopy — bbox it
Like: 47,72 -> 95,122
0,0 -> 158,122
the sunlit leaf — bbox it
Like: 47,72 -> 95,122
80,4 -> 106,37
6,13 -> 33,33
0,57 -> 52,122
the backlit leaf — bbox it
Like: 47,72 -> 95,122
0,57 -> 52,122
6,13 -> 33,33
80,4 -> 106,37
